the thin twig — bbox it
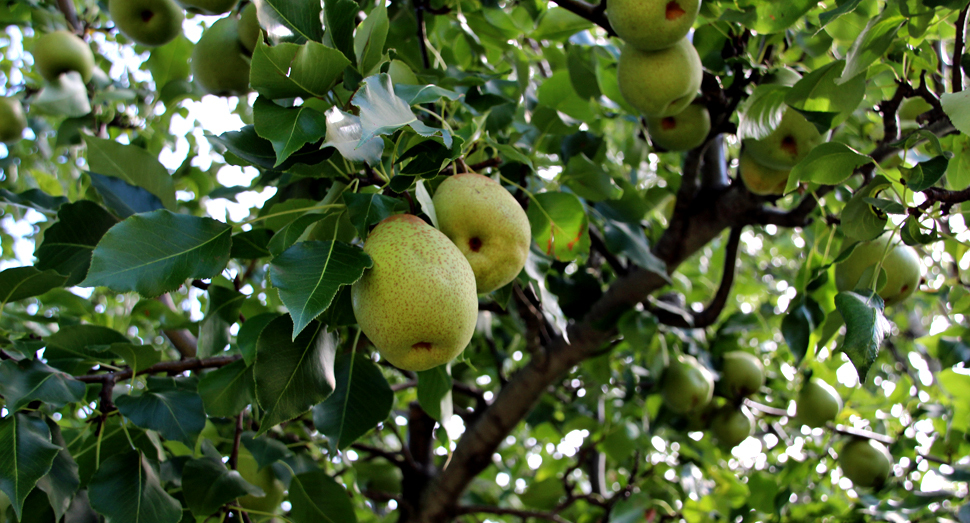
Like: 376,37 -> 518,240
454,505 -> 570,523
56,0 -> 80,33
229,412 -> 244,470
548,0 -> 614,35
954,5 -> 968,93
75,355 -> 241,383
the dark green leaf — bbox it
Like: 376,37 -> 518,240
259,0 -> 324,42
209,126 -> 334,170
267,213 -> 329,257
254,317 -> 337,434
269,241 -> 372,339
0,413 -> 60,520
861,197 -> 907,215
107,343 -> 162,372
35,421 -> 80,521
394,84 -> 463,106
238,312 -> 281,366
353,2 -> 388,76
900,215 -> 940,246
34,200 -> 118,286
287,470 -> 357,523
818,0 -> 864,27
250,40 -> 350,100
0,267 -> 68,306
324,0 -> 358,64
839,12 -> 905,83
182,457 -> 263,517
395,140 -> 457,178
835,290 -> 891,382
561,154 -> 622,201
241,434 -> 294,470
87,172 -> 165,219
253,98 -> 330,167
343,193 -> 407,238
115,386 -> 206,445
81,209 -> 232,297
198,285 -> 246,358
527,191 -> 590,262
43,325 -> 130,374
0,189 -> 68,213
903,156 -> 950,191
230,229 -> 274,259
312,353 -> 393,451
417,365 -> 452,422
842,175 -> 892,242
0,359 -> 85,412
82,135 -> 176,210
601,220 -> 669,281
198,359 -> 255,418
87,452 -> 182,523
781,297 -> 824,365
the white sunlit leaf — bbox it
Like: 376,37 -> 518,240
32,72 -> 91,118
321,107 -> 384,165
354,74 -> 418,141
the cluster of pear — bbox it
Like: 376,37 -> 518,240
608,0 -> 710,152
738,68 -> 824,195
834,234 -> 923,307
104,0 -> 257,96
351,174 -> 532,372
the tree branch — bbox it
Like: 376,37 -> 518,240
75,354 -> 240,383
454,505 -> 570,523
56,0 -> 80,34
548,0 -> 614,36
954,5 -> 968,93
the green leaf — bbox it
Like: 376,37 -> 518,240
941,90 -> 970,135
210,126 -> 334,170
839,12 -> 905,84
567,45 -> 602,100
888,129 -> 948,158
0,359 -> 85,412
81,209 -> 232,297
0,188 -> 68,213
312,353 -> 394,451
87,171 -> 165,218
43,325 -> 130,374
787,142 -> 873,192
417,364 -> 453,422
900,215 -> 940,246
253,98 -> 329,167
527,191 -> 590,262
601,220 -> 669,281
531,7 -> 593,40
250,39 -> 350,100
287,470 -> 358,523
835,290 -> 891,383
241,434 -> 294,470
107,343 -> 162,372
231,229 -> 274,259
0,413 -> 60,520
115,385 -> 207,445
343,193 -> 407,238
746,0 -> 819,33
395,140 -> 458,178
353,2 -> 388,76
238,312 -> 281,366
861,197 -> 907,215
87,452 -> 182,523
738,84 -> 789,140
818,0 -> 864,27
34,200 -> 118,286
199,359 -> 255,418
353,74 -> 452,148
324,0 -> 358,64
35,421 -> 80,521
254,316 -> 337,434
561,154 -> 622,201
269,241 -> 372,339
394,84 -> 463,106
842,176 -> 892,242
259,0 -> 324,43
903,156 -> 950,192
145,35 -> 193,87
82,135 -> 176,210
0,267 -> 68,306
198,285 -> 246,358
786,60 -> 866,127
267,213 -> 329,257
781,297 -> 824,365
182,457 -> 264,517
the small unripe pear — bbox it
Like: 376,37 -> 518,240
738,150 -> 790,196
352,215 -> 479,371
191,17 -> 251,97
661,354 -> 714,414
238,2 -> 261,54
720,351 -> 764,399
834,236 -> 922,307
33,30 -> 95,83
0,97 -> 27,143
795,378 -> 842,428
710,405 -> 754,448
839,438 -> 894,489
108,0 -> 184,47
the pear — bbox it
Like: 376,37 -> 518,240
709,405 -> 754,448
606,0 -> 700,51
0,97 -> 27,143
661,354 -> 714,414
238,2 -> 260,54
646,104 -> 711,151
432,173 -> 532,294
191,16 -> 251,97
108,0 -> 184,47
738,150 -> 790,196
719,351 -> 764,399
839,438 -> 894,489
32,30 -> 95,83
352,214 -> 479,371
795,378 -> 842,428
834,236 -> 922,307
617,37 -> 703,118
742,109 -> 823,170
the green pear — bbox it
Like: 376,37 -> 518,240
709,405 -> 754,448
661,354 -> 714,414
617,37 -> 703,118
742,109 -> 823,170
795,378 -> 842,428
191,16 -> 251,97
236,449 -> 285,518
646,104 -> 710,151
32,30 -> 95,83
719,351 -> 764,399
433,173 -> 532,294
0,97 -> 27,143
238,2 -> 260,54
176,0 -> 238,15
351,214 -> 479,371
738,150 -> 790,195
839,438 -> 894,489
108,0 -> 184,47
606,0 -> 700,51
834,235 -> 922,306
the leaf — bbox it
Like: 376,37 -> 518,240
900,215 -> 939,246
343,193 -> 407,238
839,12 -> 905,84
87,172 -> 165,219
0,359 -> 85,412
238,312 -> 281,366
182,457 -> 264,517
737,84 -> 789,140
115,385 -> 207,445
353,74 -> 452,148
269,241 -> 372,339
254,316 -> 338,434
786,60 -> 867,128
353,2 -> 388,76
394,84 -> 463,106
198,285 -> 246,358
527,191 -> 590,262
0,189 -> 68,213
34,200 -> 117,286
531,7 -> 593,40
198,359 -> 255,418
842,176 -> 892,242
258,0 -> 324,43
324,0 -> 358,64
835,290 -> 891,383
81,209 -> 232,297
417,364 -> 453,422
267,213 -> 329,257
87,452 -> 182,523
82,135 -> 176,210
601,220 -> 669,281
321,107 -> 385,165
0,413 -> 61,520
210,126 -> 334,170
250,39 -> 350,100
395,140 -> 459,178
145,35 -> 193,87
107,343 -> 162,372
0,267 -> 68,306
561,154 -> 622,201
31,72 -> 91,118
35,421 -> 80,521
781,297 -> 825,365
818,0 -> 864,27
253,97 -> 330,167
903,156 -> 950,191
416,179 -> 438,228
787,143 -> 873,192
942,90 -> 970,136
231,229 -> 274,259
287,470 -> 358,523
312,353 -> 393,451
43,325 -> 130,374
241,434 -> 294,470
746,0 -> 819,33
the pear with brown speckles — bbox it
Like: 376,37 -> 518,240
433,173 -> 531,294
352,214 -> 479,371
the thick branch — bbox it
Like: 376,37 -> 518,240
955,5 -> 968,93
56,0 -> 80,33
